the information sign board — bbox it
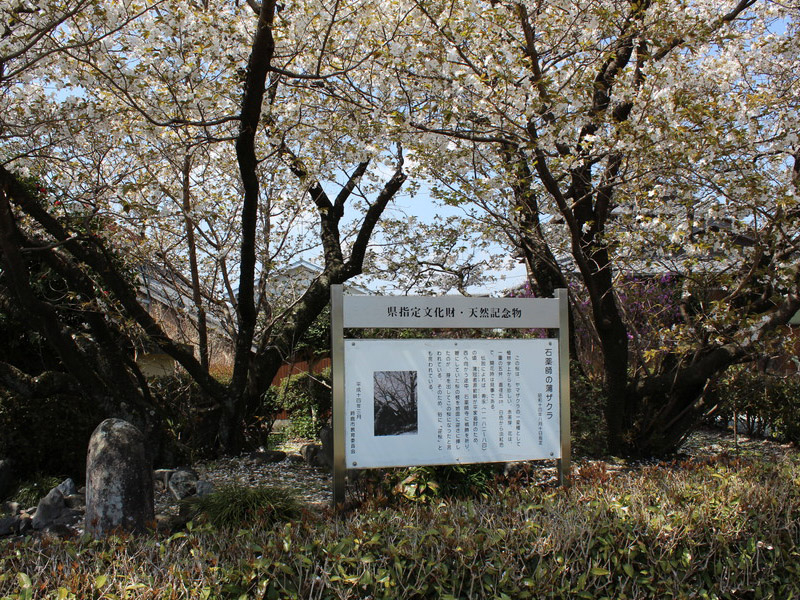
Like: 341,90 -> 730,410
330,287 -> 571,507
343,339 -> 560,468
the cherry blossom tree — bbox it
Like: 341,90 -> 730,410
3,0 -> 798,458
380,0 -> 800,455
0,0 -> 408,453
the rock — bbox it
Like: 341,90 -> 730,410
319,427 -> 333,468
154,469 -> 175,491
156,505 -> 194,532
168,469 -> 198,501
52,508 -> 83,527
41,523 -> 75,539
253,450 -> 287,464
178,466 -> 200,478
64,494 -> 85,510
31,487 -> 66,530
55,478 -> 77,497
300,443 -> 331,469
17,514 -> 32,535
300,443 -> 320,465
29,478 -> 81,531
155,513 -> 188,532
0,513 -> 34,537
0,459 -> 14,501
0,515 -> 18,536
195,481 -> 215,497
1,501 -> 20,517
85,419 -> 154,537
284,453 -> 304,465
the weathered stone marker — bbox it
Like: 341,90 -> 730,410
85,419 -> 154,536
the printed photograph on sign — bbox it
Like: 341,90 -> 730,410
373,371 -> 418,436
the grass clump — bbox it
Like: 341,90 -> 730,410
386,464 -> 496,503
180,484 -> 302,528
10,474 -> 63,507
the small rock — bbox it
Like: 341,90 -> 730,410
195,481 -> 215,497
154,469 -> 175,489
52,508 -> 83,527
32,487 -> 66,530
160,510 -> 192,532
168,469 -> 198,501
253,450 -> 287,464
155,513 -> 185,532
320,427 -> 333,465
176,467 -> 200,478
300,444 -> 320,464
64,494 -> 85,510
42,523 -> 75,539
17,514 -> 32,535
1,501 -> 20,517
301,443 -> 331,469
55,478 -> 77,497
155,513 -> 171,531
0,515 -> 18,536
284,454 -> 304,465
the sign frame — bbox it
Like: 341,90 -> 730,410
330,286 -> 570,507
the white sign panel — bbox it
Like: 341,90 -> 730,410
343,339 -> 560,469
343,295 -> 560,329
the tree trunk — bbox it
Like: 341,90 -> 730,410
619,345 -> 744,456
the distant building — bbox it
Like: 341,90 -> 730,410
135,259 -> 367,378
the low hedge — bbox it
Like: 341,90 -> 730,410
2,451 -> 799,599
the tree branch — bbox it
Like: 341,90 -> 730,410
0,361 -> 82,397
0,164 -> 224,398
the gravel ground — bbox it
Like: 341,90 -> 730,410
156,452 -> 333,515
155,427 -> 798,517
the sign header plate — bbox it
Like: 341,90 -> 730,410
343,295 -> 559,329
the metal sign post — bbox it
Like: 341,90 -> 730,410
330,286 -> 570,508
556,288 -> 571,487
331,285 -> 347,507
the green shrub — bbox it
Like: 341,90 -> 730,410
351,463 -> 499,506
276,368 -> 331,439
180,484 -> 302,528
283,412 -> 318,439
709,367 -> 800,443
